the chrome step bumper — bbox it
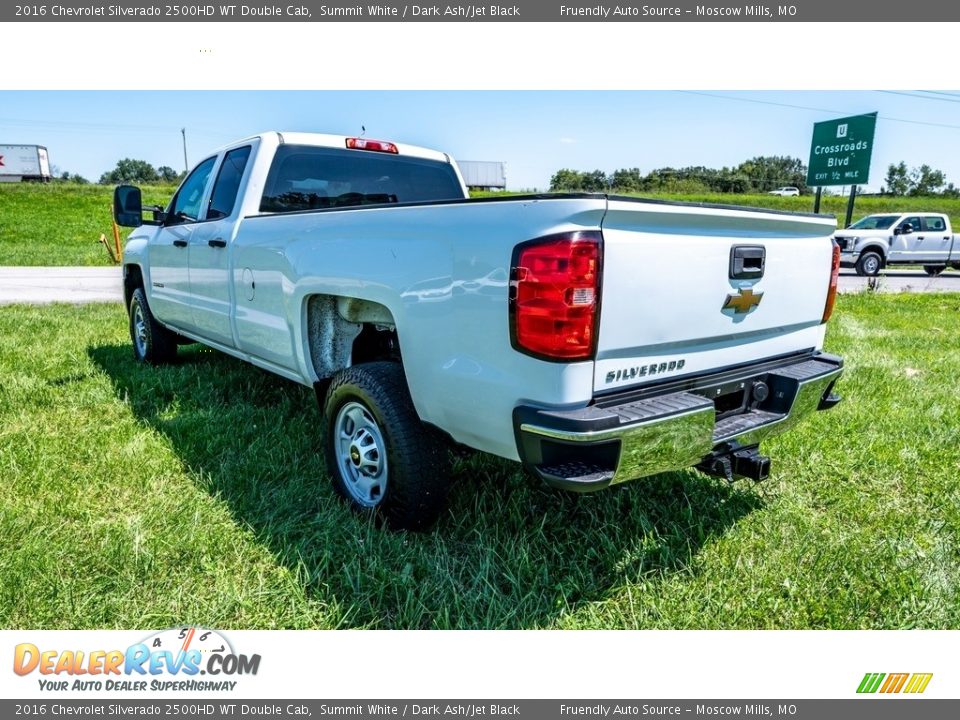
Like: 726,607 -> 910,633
514,353 -> 843,492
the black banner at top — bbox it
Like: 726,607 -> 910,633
4,0 -> 956,22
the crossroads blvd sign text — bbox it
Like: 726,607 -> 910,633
806,112 -> 877,187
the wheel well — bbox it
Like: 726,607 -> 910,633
859,244 -> 886,260
306,295 -> 399,380
123,265 -> 143,309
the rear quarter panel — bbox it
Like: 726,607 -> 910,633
232,197 -> 606,460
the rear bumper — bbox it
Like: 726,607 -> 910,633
514,352 -> 843,492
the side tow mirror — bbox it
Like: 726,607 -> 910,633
114,185 -> 143,228
900,223 -> 914,235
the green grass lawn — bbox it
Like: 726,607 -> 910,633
0,184 -> 176,266
2,183 -> 960,266
1,294 -> 958,629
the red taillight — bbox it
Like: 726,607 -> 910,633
510,232 -> 602,361
822,241 -> 841,323
345,137 -> 398,154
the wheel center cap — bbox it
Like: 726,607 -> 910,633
349,445 -> 361,466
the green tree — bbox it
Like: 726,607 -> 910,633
736,155 -> 807,193
54,171 -> 89,184
99,158 -> 160,185
549,168 -> 586,191
610,167 -> 644,193
908,164 -> 946,196
580,170 -> 609,192
157,166 -> 180,183
884,162 -> 910,195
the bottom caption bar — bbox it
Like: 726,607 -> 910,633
4,701 -> 958,719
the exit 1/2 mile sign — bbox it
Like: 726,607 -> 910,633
806,112 -> 878,187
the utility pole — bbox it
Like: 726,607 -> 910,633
181,127 -> 188,173
844,185 -> 858,228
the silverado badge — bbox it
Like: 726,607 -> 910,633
723,288 -> 763,314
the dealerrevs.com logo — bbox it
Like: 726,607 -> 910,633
13,627 -> 261,693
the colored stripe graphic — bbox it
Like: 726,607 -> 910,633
857,673 -> 885,693
880,673 -> 909,693
857,672 -> 932,694
904,673 -> 934,694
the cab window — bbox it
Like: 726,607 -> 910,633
168,156 -> 217,224
207,146 -> 252,220
922,216 -> 946,232
898,216 -> 921,232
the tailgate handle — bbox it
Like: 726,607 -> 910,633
730,245 -> 765,279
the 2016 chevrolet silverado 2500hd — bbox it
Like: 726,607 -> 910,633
834,212 -> 960,276
114,132 -> 844,530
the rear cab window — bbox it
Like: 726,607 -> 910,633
259,145 -> 466,214
922,216 -> 946,232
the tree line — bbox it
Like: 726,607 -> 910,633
550,156 -> 959,197
50,158 -> 185,185
550,156 -> 808,194
52,156 -> 959,198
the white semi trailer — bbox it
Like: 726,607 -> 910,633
0,145 -> 52,182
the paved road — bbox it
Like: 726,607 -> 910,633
838,269 -> 960,294
0,266 -> 122,305
0,266 -> 957,306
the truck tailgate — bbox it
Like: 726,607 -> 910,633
595,199 -> 837,394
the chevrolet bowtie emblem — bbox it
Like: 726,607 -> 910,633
723,288 -> 763,314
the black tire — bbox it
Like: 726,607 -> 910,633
855,251 -> 882,277
923,265 -> 946,277
129,287 -> 177,364
321,361 -> 451,531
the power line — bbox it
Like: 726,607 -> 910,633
677,91 -> 960,131
876,90 -> 960,105
917,90 -> 960,99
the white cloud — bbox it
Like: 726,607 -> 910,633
559,137 -> 576,144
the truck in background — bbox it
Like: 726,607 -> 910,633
0,145 -> 52,183
834,212 -> 960,276
456,160 -> 506,190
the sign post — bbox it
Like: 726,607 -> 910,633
806,112 -> 877,225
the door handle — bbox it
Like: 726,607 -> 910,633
172,239 -> 188,248
208,238 -> 227,248
729,245 -> 765,279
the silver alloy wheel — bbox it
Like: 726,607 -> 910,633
334,401 -> 388,507
863,255 -> 880,274
133,302 -> 148,356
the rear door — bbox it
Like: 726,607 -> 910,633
919,215 -> 952,263
148,156 -> 217,330
594,199 -> 837,394
189,144 -> 254,347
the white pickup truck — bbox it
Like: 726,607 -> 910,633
834,212 -> 960,276
115,132 -> 844,529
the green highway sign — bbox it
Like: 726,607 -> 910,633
806,112 -> 878,187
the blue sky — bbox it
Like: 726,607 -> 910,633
2,90 -> 959,190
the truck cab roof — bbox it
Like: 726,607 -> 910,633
214,131 -> 452,165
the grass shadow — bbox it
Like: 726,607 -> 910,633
89,342 -> 763,629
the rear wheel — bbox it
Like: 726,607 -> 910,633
321,362 -> 451,531
129,287 -> 177,364
923,265 -> 946,277
855,251 -> 882,277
